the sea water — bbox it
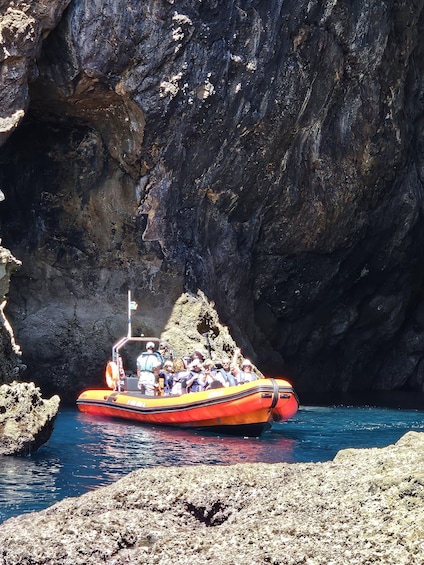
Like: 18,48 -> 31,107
1,404 -> 424,524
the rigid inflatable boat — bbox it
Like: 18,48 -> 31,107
76,292 -> 299,436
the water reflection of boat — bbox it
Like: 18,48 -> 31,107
79,415 -> 297,467
77,377 -> 299,437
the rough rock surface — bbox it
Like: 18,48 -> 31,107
1,1 -> 424,401
0,431 -> 423,563
0,380 -> 60,455
0,0 -> 71,145
160,291 -> 237,360
0,244 -> 24,383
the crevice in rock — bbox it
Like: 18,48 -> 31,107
185,501 -> 231,526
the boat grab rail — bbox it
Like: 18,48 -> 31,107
112,336 -> 161,362
111,336 -> 161,392
112,336 -> 160,355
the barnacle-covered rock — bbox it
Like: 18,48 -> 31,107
0,381 -> 60,455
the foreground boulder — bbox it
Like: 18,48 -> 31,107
0,431 -> 423,563
0,381 -> 60,455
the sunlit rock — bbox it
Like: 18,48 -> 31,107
0,381 -> 60,456
0,245 -> 24,384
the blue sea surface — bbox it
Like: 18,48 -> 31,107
0,404 -> 423,524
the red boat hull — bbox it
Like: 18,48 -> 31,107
77,378 -> 299,436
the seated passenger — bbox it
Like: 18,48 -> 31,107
192,348 -> 206,363
230,363 -> 242,385
204,359 -> 226,389
216,357 -> 236,387
186,359 -> 205,392
170,358 -> 190,395
238,359 -> 258,384
158,341 -> 173,362
181,355 -> 193,369
159,360 -> 174,395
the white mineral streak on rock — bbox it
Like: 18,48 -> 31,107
159,72 -> 183,98
172,13 -> 193,26
0,110 -> 25,133
0,247 -> 24,380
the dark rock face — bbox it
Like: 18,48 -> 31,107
0,431 -> 423,563
1,1 -> 424,400
0,381 -> 60,455
0,0 -> 72,145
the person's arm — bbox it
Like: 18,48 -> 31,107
231,347 -> 241,368
186,372 -> 196,387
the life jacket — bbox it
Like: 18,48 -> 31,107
154,351 -> 165,366
159,370 -> 173,394
137,352 -> 161,372
187,370 -> 204,392
238,370 -> 257,383
219,369 -> 236,386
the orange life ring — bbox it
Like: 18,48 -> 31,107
105,361 -> 119,389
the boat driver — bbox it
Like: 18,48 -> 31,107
137,341 -> 162,395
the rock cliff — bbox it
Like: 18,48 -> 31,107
1,1 -> 424,401
0,431 -> 423,564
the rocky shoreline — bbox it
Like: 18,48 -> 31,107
0,431 -> 423,564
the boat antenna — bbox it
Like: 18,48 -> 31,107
127,290 -> 138,338
202,331 -> 212,359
